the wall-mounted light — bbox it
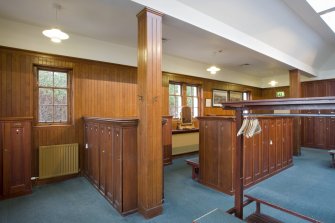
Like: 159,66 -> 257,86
42,4 -> 69,43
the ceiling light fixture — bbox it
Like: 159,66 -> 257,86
268,80 -> 278,87
42,4 -> 69,43
207,50 -> 222,75
207,66 -> 221,75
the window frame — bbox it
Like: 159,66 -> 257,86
168,82 -> 201,119
34,66 -> 73,126
168,82 -> 183,119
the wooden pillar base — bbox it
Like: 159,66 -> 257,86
138,204 -> 163,219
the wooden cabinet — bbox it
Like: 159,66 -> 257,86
83,117 -> 138,215
198,116 -> 235,194
301,80 -> 335,149
198,116 -> 293,195
0,118 -> 32,199
162,116 -> 172,165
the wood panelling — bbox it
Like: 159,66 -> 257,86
197,116 -> 293,195
0,47 -> 138,177
261,86 -> 290,99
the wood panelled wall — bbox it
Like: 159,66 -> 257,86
0,47 -> 137,177
261,86 -> 290,99
0,46 -> 304,177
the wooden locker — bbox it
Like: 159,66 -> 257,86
269,119 -> 276,174
261,119 -> 269,177
275,119 -> 283,169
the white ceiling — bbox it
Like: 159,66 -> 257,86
0,0 -> 334,81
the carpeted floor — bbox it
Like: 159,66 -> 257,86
0,148 -> 334,223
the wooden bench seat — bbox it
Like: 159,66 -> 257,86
185,157 -> 199,180
246,213 -> 284,223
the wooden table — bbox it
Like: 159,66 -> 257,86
329,150 -> 335,168
185,157 -> 199,180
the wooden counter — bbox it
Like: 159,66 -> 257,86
197,116 -> 293,195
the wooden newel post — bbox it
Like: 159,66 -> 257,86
137,8 -> 164,219
235,109 -> 244,218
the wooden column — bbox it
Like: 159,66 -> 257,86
137,8 -> 163,218
234,109 -> 244,219
289,69 -> 301,156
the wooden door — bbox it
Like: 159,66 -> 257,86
99,125 -> 107,193
113,127 -> 123,212
327,117 -> 335,149
268,119 -> 276,173
314,117 -> 327,148
199,120 -> 219,187
243,136 -> 253,186
253,133 -> 262,182
162,116 -> 172,165
105,126 -> 114,203
218,120 -> 234,193
302,116 -> 314,147
275,119 -> 283,169
0,122 -> 3,197
89,123 -> 100,187
261,119 -> 269,177
84,124 -> 89,177
282,119 -> 288,166
3,121 -> 31,196
287,119 -> 293,164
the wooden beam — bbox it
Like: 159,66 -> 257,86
289,69 -> 301,156
137,8 -> 163,219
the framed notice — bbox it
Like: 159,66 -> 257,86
212,89 -> 228,107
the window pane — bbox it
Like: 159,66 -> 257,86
39,105 -> 53,122
38,70 -> 53,87
186,86 -> 191,96
192,86 -> 197,96
169,84 -> 175,95
176,96 -> 182,107
54,89 -> 67,105
187,97 -> 192,107
169,107 -> 176,117
169,96 -> 175,106
54,106 -> 67,122
54,72 -> 67,88
194,98 -> 198,107
193,108 -> 198,117
175,85 -> 181,95
177,107 -> 182,118
39,88 -> 53,105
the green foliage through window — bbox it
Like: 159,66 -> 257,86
38,69 -> 69,123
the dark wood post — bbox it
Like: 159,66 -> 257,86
234,109 -> 244,218
289,69 -> 301,156
137,8 -> 163,218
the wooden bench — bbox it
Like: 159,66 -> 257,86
244,194 -> 321,223
193,208 -> 245,223
329,150 -> 335,168
185,157 -> 199,180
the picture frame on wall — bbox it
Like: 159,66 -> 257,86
229,91 -> 243,102
212,89 -> 228,107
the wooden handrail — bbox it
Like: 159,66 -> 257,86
244,194 -> 321,223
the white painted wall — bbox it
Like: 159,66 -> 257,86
0,17 -> 261,87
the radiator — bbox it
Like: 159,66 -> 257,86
39,143 -> 79,179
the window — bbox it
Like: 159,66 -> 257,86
186,85 -> 199,117
36,68 -> 71,124
169,83 -> 182,118
169,82 -> 200,118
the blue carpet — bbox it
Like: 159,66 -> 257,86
0,148 -> 334,223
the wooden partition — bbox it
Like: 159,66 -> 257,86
197,116 -> 293,195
